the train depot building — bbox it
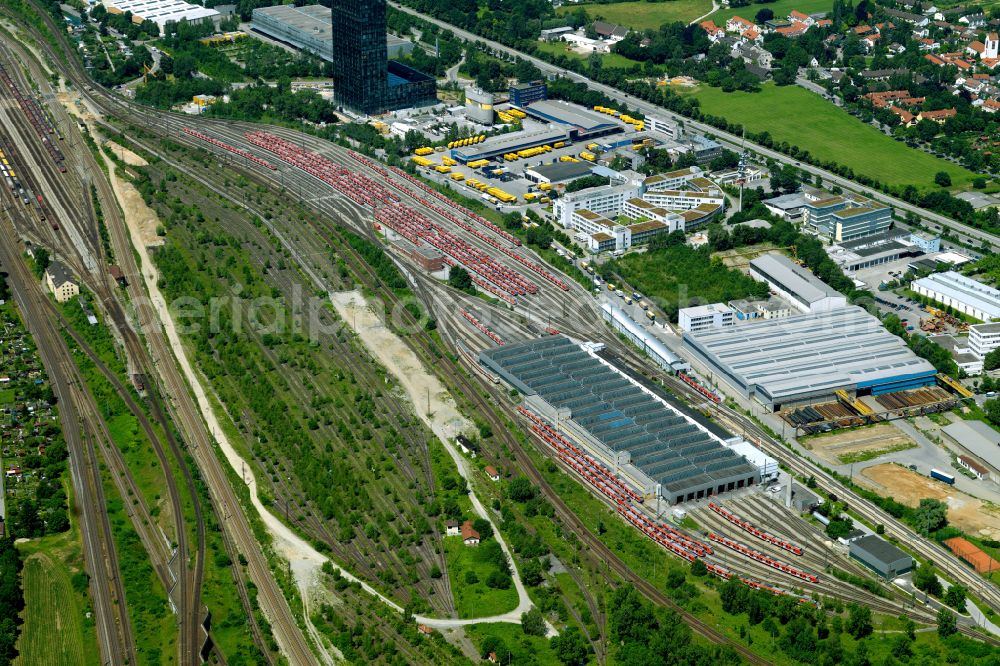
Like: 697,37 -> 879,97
480,336 -> 770,505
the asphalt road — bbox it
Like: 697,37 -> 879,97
389,2 -> 998,252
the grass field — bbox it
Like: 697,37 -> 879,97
534,40 -> 641,70
555,0 -> 714,30
465,623 -> 561,665
444,538 -> 519,618
14,554 -> 89,666
0,388 -> 14,403
687,83 -> 978,189
709,0 -> 834,23
14,515 -> 100,666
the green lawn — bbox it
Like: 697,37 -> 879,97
710,0 -> 833,23
465,623 -> 562,665
443,538 -> 519,618
0,388 -> 14,404
534,40 -> 641,70
556,0 -> 714,30
688,83 -> 979,189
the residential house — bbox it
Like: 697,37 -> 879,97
884,8 -> 929,26
788,10 -> 815,26
485,465 -> 500,481
983,99 -> 1000,112
461,520 -> 480,546
593,21 -> 630,42
918,108 -> 957,122
742,27 -> 763,44
726,16 -> 754,33
45,261 -> 79,303
776,21 -> 809,38
417,625 -> 434,637
699,20 -> 725,41
734,43 -> 773,69
918,37 -> 940,51
445,519 -> 460,536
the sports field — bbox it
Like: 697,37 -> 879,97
555,0 -> 714,30
710,0 -> 833,23
688,83 -> 978,189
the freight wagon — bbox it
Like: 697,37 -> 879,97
930,468 -> 955,485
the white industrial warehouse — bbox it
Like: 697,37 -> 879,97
749,253 -> 848,313
682,306 -> 938,411
911,271 -> 1000,322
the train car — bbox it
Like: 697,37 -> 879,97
930,468 -> 955,485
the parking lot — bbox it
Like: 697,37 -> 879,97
412,114 -> 648,210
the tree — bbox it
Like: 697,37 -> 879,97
913,561 -> 943,597
31,248 -> 50,279
472,518 -> 493,540
520,557 -> 544,587
934,171 -> 952,187
825,517 -> 854,540
447,266 -> 474,293
690,559 -> 708,577
521,608 -> 546,636
984,348 -> 1000,372
944,583 -> 967,610
937,607 -> 958,637
914,498 -> 948,536
756,7 -> 775,23
506,476 -> 537,502
552,626 -> 589,665
845,603 -> 873,639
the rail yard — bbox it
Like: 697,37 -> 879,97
4,2 -> 1000,665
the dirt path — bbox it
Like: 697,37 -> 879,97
329,291 -> 535,627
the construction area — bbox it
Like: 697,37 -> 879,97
860,464 -> 1000,540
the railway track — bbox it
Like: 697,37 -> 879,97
15,3 -> 1000,658
0,33 -> 217,665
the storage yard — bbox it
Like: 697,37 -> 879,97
800,424 -> 918,467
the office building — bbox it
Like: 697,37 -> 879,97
678,303 -> 736,333
682,306 -> 937,411
480,336 -> 761,505
509,80 -> 547,107
970,322 -> 1000,359
911,271 -> 1000,322
328,0 -> 435,114
749,253 -> 848,313
803,194 -> 892,242
252,5 -> 414,60
910,232 -> 941,253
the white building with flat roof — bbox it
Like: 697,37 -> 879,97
749,253 -> 848,313
678,303 -> 735,333
103,0 -> 218,31
969,322 -> 1000,359
911,271 -> 1000,322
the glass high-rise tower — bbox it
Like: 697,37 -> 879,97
330,0 -> 436,114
